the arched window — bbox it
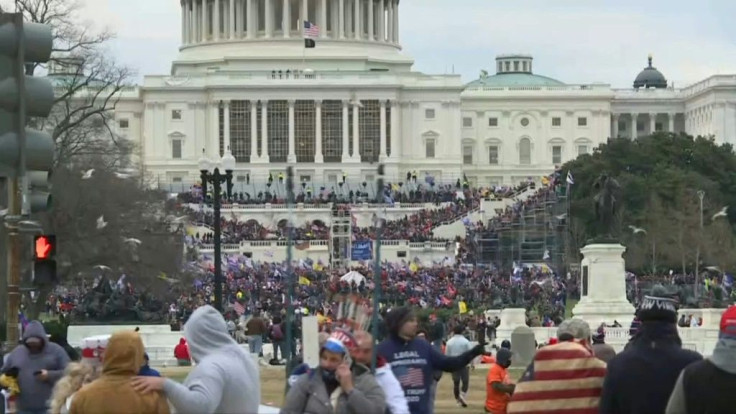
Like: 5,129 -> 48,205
519,138 -> 531,165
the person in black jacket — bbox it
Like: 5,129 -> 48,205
599,287 -> 702,414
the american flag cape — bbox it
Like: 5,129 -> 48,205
508,341 -> 607,414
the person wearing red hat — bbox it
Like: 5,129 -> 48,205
665,305 -> 736,414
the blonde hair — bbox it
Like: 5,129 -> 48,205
49,362 -> 99,414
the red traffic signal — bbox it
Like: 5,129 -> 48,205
34,235 -> 55,260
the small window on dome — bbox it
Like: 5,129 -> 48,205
523,61 -> 528,72
514,61 -> 519,72
505,61 -> 510,72
520,118 -> 529,127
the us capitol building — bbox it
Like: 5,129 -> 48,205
58,0 -> 736,187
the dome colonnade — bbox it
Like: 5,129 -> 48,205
180,0 -> 400,46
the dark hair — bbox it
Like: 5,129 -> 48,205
453,325 -> 464,335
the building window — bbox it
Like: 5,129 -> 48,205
655,122 -> 663,132
488,145 -> 499,165
172,176 -> 183,183
322,100 -> 343,163
519,138 -> 531,165
268,100 -> 289,162
425,108 -> 435,119
230,101 -> 251,163
497,62 -> 502,73
425,140 -> 436,158
578,145 -> 589,156
218,106 -> 224,157
359,100 -> 381,163
618,121 -> 627,132
552,117 -> 561,127
552,145 -> 562,164
172,139 -> 182,159
463,144 -> 473,165
118,119 -> 129,129
463,117 -> 473,128
299,175 -> 311,183
295,100 -> 316,163
523,61 -> 528,72
172,109 -> 182,120
505,61 -> 510,72
236,175 -> 247,182
637,122 -> 644,132
578,117 -> 587,126
488,117 -> 498,127
520,117 -> 529,127
514,61 -> 519,71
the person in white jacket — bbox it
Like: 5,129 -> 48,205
132,305 -> 261,414
352,331 -> 410,414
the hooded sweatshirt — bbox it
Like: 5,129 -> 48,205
1,320 -> 70,412
70,331 -> 170,414
665,337 -> 736,414
162,305 -> 260,414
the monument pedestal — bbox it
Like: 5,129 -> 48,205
572,243 -> 635,330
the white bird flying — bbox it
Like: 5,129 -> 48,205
81,169 -> 95,179
712,206 -> 728,220
94,265 -> 111,271
628,225 -> 647,234
123,237 -> 142,245
114,172 -> 131,179
96,215 -> 107,229
555,213 -> 567,221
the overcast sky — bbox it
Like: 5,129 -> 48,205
74,0 -> 736,88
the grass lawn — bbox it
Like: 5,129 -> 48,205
161,365 -> 523,414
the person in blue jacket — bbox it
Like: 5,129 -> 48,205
377,306 -> 485,414
138,353 -> 161,377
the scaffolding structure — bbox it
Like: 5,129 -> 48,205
474,187 -> 570,273
330,207 -> 352,268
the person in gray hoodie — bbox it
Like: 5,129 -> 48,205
132,305 -> 260,414
665,305 -> 736,414
1,320 -> 70,414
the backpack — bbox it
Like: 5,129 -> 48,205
270,324 -> 284,341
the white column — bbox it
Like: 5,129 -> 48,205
224,101 -> 231,151
262,101 -> 270,161
283,0 -> 290,38
229,0 -> 236,38
379,100 -> 387,160
247,0 -> 255,38
201,0 -> 208,42
368,0 -> 374,40
288,100 -> 297,163
392,0 -> 398,43
210,103 -> 219,157
181,1 -> 187,44
250,101 -> 258,160
302,0 -> 308,36
320,0 -> 328,38
612,114 -> 619,138
341,100 -> 350,161
389,99 -> 399,160
338,0 -> 345,38
649,113 -> 657,134
265,0 -> 274,37
214,0 -> 221,40
387,0 -> 393,43
315,101 -> 324,163
353,0 -> 360,39
631,113 -> 638,140
352,103 -> 360,160
378,0 -> 384,41
668,112 -> 676,132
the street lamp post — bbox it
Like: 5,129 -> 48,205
198,148 -> 236,312
696,190 -> 705,297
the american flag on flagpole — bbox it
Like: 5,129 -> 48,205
304,20 -> 320,38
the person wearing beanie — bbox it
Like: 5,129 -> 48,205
485,348 -> 514,414
138,353 -> 161,377
376,306 -> 486,414
508,319 -> 606,414
599,288 -> 702,414
281,329 -> 386,414
132,305 -> 261,414
591,325 -> 616,363
665,305 -> 736,414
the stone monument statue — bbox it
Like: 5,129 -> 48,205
593,172 -> 621,240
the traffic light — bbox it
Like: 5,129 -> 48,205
33,234 -> 56,285
0,13 -> 55,213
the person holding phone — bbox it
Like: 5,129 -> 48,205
281,329 -> 386,414
1,320 -> 70,414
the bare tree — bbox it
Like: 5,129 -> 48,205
4,0 -> 136,167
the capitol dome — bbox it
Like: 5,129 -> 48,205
633,55 -> 667,89
173,0 -> 411,75
465,54 -> 565,88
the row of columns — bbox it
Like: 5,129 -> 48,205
181,0 -> 400,45
611,112 -> 677,139
219,99 -> 398,163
